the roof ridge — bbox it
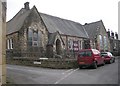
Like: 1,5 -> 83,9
40,12 -> 89,38
84,20 -> 102,25
7,8 -> 26,22
82,25 -> 89,38
39,12 -> 82,25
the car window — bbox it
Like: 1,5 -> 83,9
92,49 -> 100,55
79,51 -> 92,57
108,52 -> 113,57
101,52 -> 108,56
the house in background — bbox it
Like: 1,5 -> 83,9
6,2 -> 89,59
83,20 -> 110,52
107,30 -> 120,56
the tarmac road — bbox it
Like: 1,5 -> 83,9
7,58 -> 118,84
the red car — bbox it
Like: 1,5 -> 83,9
100,52 -> 115,64
77,49 -> 105,69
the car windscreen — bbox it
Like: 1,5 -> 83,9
79,51 -> 92,57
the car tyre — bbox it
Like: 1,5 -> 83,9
79,66 -> 83,69
109,59 -> 112,64
113,58 -> 115,63
93,62 -> 97,69
102,61 -> 105,66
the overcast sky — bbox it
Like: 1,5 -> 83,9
7,0 -> 119,33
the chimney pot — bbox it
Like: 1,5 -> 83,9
107,29 -> 110,38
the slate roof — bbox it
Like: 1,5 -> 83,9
48,32 -> 58,45
83,20 -> 105,39
7,6 -> 89,39
40,13 -> 89,38
7,8 -> 30,35
48,31 -> 65,45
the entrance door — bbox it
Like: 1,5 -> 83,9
56,39 -> 61,55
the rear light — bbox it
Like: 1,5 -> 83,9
93,58 -> 97,61
105,56 -> 110,58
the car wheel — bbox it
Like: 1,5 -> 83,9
102,61 -> 105,66
109,59 -> 112,64
113,58 -> 115,63
93,62 -> 97,69
79,66 -> 83,69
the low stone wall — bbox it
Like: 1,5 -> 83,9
7,58 -> 78,69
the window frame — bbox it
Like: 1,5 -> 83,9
28,28 -> 40,47
7,38 -> 13,50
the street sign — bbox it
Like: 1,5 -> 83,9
73,41 -> 79,52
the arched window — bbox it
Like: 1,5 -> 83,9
68,39 -> 73,50
33,31 -> 38,46
28,28 -> 33,46
99,35 -> 103,49
7,38 -> 13,49
38,30 -> 42,46
103,36 -> 107,50
28,28 -> 41,47
33,31 -> 38,41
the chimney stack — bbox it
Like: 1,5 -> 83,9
107,29 -> 110,38
111,31 -> 114,39
24,2 -> 29,10
115,32 -> 118,39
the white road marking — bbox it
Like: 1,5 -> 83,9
54,68 -> 79,84
62,69 -> 73,74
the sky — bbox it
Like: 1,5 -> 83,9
7,0 -> 119,33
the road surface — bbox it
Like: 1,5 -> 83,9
7,58 -> 118,84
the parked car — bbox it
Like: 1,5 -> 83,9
100,52 -> 115,64
77,49 -> 105,69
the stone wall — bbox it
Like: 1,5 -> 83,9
0,0 -> 6,85
110,39 -> 120,56
6,32 -> 20,58
61,35 -> 86,58
23,7 -> 48,58
6,6 -> 50,58
96,26 -> 110,51
118,2 -> 120,55
6,4 -> 91,59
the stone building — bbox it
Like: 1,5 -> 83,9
6,2 -> 89,59
119,1 -> 120,40
107,30 -> 120,56
0,0 -> 7,85
84,20 -> 110,52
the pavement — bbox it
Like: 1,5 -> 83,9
7,58 -> 118,84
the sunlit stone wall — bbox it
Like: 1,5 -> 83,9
0,0 -> 6,85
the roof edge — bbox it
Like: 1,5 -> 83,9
7,8 -> 25,23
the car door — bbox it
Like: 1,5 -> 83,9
92,49 -> 101,64
96,50 -> 103,65
99,54 -> 104,64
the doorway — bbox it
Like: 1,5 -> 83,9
56,39 -> 61,55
